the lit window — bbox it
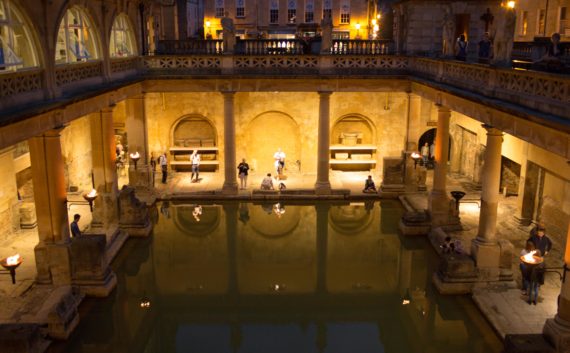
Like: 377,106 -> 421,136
287,0 -> 296,23
215,0 -> 225,18
236,0 -> 245,18
340,0 -> 350,24
110,14 -> 136,58
521,11 -> 528,35
55,6 -> 100,64
537,9 -> 546,36
0,0 -> 39,71
305,0 -> 314,23
560,7 -> 568,35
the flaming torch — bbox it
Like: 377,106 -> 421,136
1,254 -> 23,284
83,189 -> 98,212
130,151 -> 141,170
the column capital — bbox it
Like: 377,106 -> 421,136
435,104 -> 451,114
101,104 -> 116,114
408,92 -> 421,100
482,124 -> 503,136
317,91 -> 333,97
221,90 -> 236,96
128,94 -> 146,100
42,126 -> 67,137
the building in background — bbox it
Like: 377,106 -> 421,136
515,0 -> 569,42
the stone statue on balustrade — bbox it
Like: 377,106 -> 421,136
221,12 -> 236,54
442,6 -> 456,57
320,12 -> 333,54
492,7 -> 516,67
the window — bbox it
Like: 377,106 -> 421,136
323,0 -> 332,19
110,14 -> 136,57
236,0 -> 245,18
305,0 -> 314,23
521,11 -> 528,35
537,9 -> 546,36
0,0 -> 39,71
55,6 -> 100,64
270,0 -> 279,24
287,0 -> 296,23
340,0 -> 350,24
215,0 -> 224,17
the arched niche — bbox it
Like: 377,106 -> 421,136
172,205 -> 221,237
55,5 -> 101,64
331,114 -> 375,145
110,13 -> 137,57
245,111 -> 301,174
171,115 -> 217,147
0,0 -> 41,71
329,205 -> 374,235
248,203 -> 301,239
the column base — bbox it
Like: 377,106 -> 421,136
315,181 -> 332,195
34,242 -> 73,286
222,182 -> 239,195
118,186 -> 153,237
471,238 -> 501,281
513,215 -> 533,226
70,234 -> 117,297
45,286 -> 83,340
428,190 -> 460,228
543,316 -> 570,353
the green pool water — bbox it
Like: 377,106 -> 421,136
49,200 -> 502,353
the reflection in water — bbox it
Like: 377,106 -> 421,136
192,205 -> 202,222
50,201 -> 502,353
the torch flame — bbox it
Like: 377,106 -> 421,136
6,254 -> 21,266
87,189 -> 97,198
411,152 -> 421,159
523,250 -> 537,263
130,151 -> 140,159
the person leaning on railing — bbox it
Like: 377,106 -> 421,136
533,33 -> 564,72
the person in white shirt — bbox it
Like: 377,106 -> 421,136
261,173 -> 274,190
273,148 -> 286,178
191,150 -> 201,182
158,152 -> 168,184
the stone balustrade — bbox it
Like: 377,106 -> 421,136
55,61 -> 104,87
110,57 -> 141,74
331,40 -> 393,55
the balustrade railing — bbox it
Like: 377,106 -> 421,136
157,40 -> 223,55
55,61 -> 103,86
237,39 -> 305,55
330,40 -> 393,55
0,68 -> 43,99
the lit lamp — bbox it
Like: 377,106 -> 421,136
83,189 -> 98,212
354,23 -> 361,39
402,288 -> 411,305
140,295 -> 151,309
130,151 -> 140,170
506,1 -> 516,9
520,251 -> 543,267
0,254 -> 23,284
410,152 -> 421,169
205,20 -> 211,37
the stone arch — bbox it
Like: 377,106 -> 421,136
55,4 -> 103,64
170,114 -> 218,147
109,12 -> 137,57
245,111 -> 301,174
172,205 -> 221,238
0,0 -> 42,70
418,128 -> 452,162
249,203 -> 301,239
329,205 -> 374,235
331,114 -> 376,145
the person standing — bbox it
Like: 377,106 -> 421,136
191,150 -> 201,182
520,240 -> 536,294
158,152 -> 168,184
527,262 -> 545,305
150,152 -> 157,172
455,34 -> 468,61
273,148 -> 286,178
528,226 -> 552,257
429,142 -> 435,160
478,32 -> 493,64
237,158 -> 250,189
70,214 -> 81,237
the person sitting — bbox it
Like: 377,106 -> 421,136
363,175 -> 377,193
279,182 -> 287,191
441,236 -> 453,254
534,33 -> 564,72
260,173 -> 274,190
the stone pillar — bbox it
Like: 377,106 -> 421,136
224,204 -> 238,295
315,91 -> 332,195
543,222 -> 570,351
406,93 -> 422,151
90,107 -> 120,240
428,105 -> 454,226
222,91 -> 238,194
28,129 -> 72,285
471,125 -> 503,274
126,95 -> 153,194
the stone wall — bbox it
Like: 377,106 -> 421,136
500,156 -> 521,195
145,92 -> 408,177
540,172 -> 570,242
0,148 -> 20,242
60,115 -> 94,192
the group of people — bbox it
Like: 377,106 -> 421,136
519,224 -> 552,305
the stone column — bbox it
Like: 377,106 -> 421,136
543,223 -> 570,351
428,105 -> 453,226
406,93 -> 422,151
90,107 -> 120,240
222,91 -> 238,194
471,125 -> 503,274
28,128 -> 72,285
315,91 -> 332,195
224,204 -> 238,295
126,95 -> 153,194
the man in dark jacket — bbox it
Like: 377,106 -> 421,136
528,227 -> 552,257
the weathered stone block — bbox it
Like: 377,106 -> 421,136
504,334 -> 555,353
19,202 -> 37,229
0,324 -> 49,353
118,185 -> 152,237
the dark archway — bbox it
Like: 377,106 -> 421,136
418,128 -> 452,163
